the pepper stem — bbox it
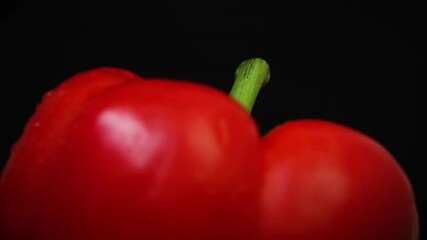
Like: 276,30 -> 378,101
229,58 -> 270,113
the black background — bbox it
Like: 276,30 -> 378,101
1,1 -> 425,238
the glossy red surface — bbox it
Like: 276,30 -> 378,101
0,68 -> 263,239
257,119 -> 418,239
0,68 -> 418,239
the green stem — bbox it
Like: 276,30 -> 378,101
229,58 -> 270,113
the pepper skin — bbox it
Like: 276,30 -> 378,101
0,68 -> 264,239
256,119 -> 418,240
0,66 -> 418,240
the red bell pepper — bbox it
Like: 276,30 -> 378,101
0,59 -> 418,239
